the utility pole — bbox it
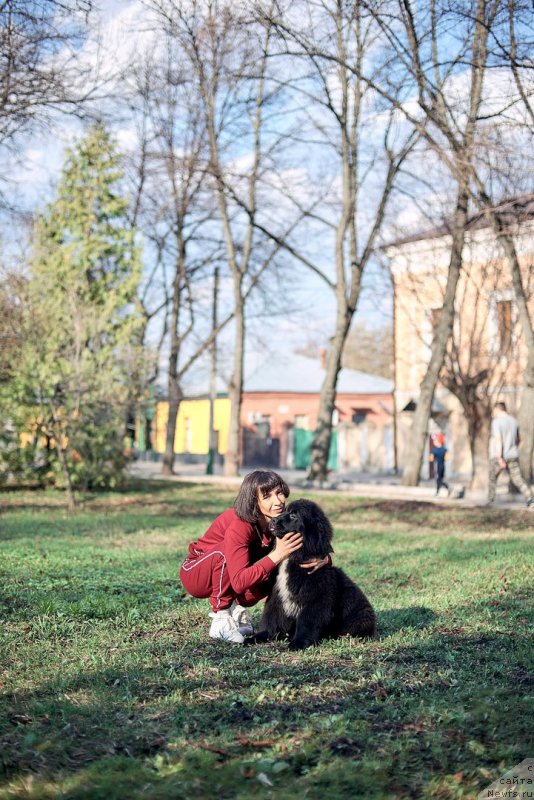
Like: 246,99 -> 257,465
206,266 -> 219,475
391,270 -> 399,475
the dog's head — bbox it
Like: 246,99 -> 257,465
268,506 -> 305,538
268,499 -> 333,559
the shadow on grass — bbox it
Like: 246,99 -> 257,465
0,515 -> 189,542
1,610 -> 531,799
1,489 -> 532,797
0,506 -> 230,544
376,605 -> 438,636
0,480 -> 235,519
326,498 -> 534,532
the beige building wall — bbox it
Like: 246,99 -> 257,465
337,420 -> 395,473
389,219 -> 534,480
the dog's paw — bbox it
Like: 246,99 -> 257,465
288,639 -> 309,651
244,631 -> 270,646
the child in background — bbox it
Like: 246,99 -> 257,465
430,433 -> 449,496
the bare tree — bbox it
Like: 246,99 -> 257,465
357,0 -> 502,485
0,1 -> 100,203
0,1 -> 94,137
439,237 -> 521,489
144,0 -> 296,476
470,1 -> 534,480
122,37 -> 237,475
489,201 -> 534,482
382,0 -> 533,485
251,0 -> 415,482
342,321 -> 393,379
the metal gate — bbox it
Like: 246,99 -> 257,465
242,427 -> 280,468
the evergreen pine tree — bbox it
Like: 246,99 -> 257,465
8,124 -> 143,506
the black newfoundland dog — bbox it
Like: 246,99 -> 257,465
246,499 -> 376,650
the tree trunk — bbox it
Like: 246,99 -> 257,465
468,412 -> 490,492
162,383 -> 182,475
162,337 -> 179,477
399,0 -> 491,485
56,443 -> 76,511
518,380 -> 534,483
49,409 -> 76,511
401,184 -> 469,485
162,234 -> 186,476
308,316 -> 351,482
207,267 -> 219,475
497,227 -> 534,481
224,304 -> 244,477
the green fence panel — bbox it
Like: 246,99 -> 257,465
327,430 -> 338,471
293,428 -> 313,469
293,428 -> 338,471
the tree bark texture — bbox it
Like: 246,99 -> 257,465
49,405 -> 76,511
224,304 -> 245,476
162,236 -> 186,476
467,407 -> 491,492
308,313 -> 352,482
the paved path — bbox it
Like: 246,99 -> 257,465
128,460 -> 533,512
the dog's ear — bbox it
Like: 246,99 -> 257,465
308,502 -> 333,553
288,499 -> 333,554
286,510 -> 305,534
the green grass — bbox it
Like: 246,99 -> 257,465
0,481 -> 533,799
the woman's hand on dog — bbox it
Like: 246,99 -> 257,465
268,531 -> 303,565
300,555 -> 330,574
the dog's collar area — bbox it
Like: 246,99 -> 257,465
254,524 -> 272,546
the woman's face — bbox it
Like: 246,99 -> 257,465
257,486 -> 287,521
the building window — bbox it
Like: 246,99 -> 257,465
496,299 -> 512,352
352,408 -> 372,424
489,290 -> 517,356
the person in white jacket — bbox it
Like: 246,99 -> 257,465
487,402 -> 534,507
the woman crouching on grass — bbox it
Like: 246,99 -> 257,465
179,469 -> 331,644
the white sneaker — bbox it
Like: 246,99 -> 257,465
230,603 -> 254,636
209,610 -> 245,644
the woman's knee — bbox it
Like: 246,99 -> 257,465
180,551 -> 225,598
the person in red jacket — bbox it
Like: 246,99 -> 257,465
180,469 -> 331,644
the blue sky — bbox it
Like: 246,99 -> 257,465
6,1 -> 395,365
7,0 -> 531,391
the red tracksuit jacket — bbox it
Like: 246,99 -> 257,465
181,509 -> 278,609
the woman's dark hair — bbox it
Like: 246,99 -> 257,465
234,470 -> 290,523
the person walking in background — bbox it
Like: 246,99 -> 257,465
488,402 -> 534,508
430,433 -> 449,496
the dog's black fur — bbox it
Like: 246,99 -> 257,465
246,499 -> 376,650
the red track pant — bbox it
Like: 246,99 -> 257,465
180,546 -> 271,612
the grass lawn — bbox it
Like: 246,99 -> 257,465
0,480 -> 533,800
